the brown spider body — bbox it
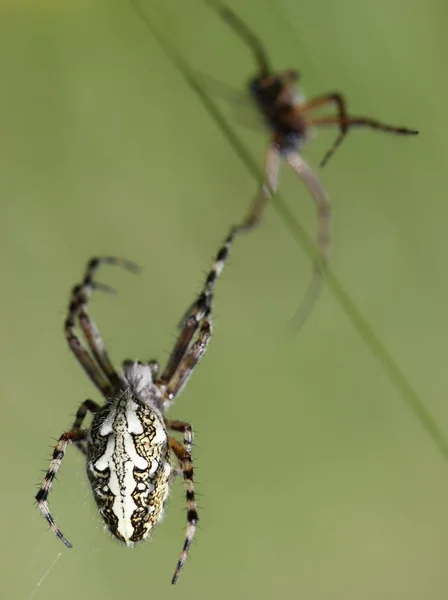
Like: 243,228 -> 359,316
206,0 -> 418,330
36,222 -> 249,583
248,71 -> 309,154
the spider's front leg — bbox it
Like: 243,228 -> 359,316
35,399 -> 99,540
157,222 -> 246,581
159,222 -> 238,393
65,256 -> 139,394
163,318 -> 212,403
205,0 -> 272,77
71,398 -> 101,456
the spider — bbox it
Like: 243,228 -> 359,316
35,223 -> 244,585
204,0 -> 419,328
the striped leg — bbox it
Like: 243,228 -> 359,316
168,436 -> 197,585
72,399 -> 101,430
285,151 -> 331,330
160,226 -> 237,388
163,320 -> 211,404
35,428 -> 87,547
71,399 -> 101,456
65,256 -> 139,394
166,420 -> 194,455
65,288 -> 111,397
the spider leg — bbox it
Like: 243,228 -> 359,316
310,115 -> 419,167
161,302 -> 210,390
163,319 -> 212,404
65,257 -> 139,394
173,155 -> 278,337
71,399 -> 101,430
241,141 -> 280,230
159,225 -> 237,389
205,0 -> 271,77
300,93 -> 350,168
71,399 -> 101,456
160,149 -> 278,395
35,428 -> 87,547
168,435 -> 198,585
166,419 -> 194,455
65,288 -> 111,397
284,151 -> 331,330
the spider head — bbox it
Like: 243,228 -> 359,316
248,69 -> 300,110
122,360 -> 160,399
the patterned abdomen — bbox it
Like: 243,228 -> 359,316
87,394 -> 172,544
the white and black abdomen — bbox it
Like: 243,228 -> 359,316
86,393 -> 171,544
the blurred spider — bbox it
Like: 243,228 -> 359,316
35,222 -> 245,584
205,0 -> 419,328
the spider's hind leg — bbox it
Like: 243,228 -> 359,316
36,399 -> 99,535
71,399 -> 100,456
35,429 -> 87,547
168,434 -> 197,585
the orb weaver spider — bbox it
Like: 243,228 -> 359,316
35,220 -> 250,584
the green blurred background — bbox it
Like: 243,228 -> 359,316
2,0 -> 448,598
